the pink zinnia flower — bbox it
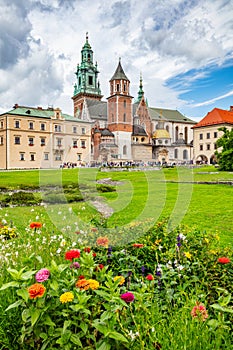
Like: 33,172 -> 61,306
120,292 -> 135,303
218,257 -> 231,264
35,268 -> 50,282
191,302 -> 208,321
70,262 -> 80,269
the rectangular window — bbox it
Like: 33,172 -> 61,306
206,144 -> 210,150
199,134 -> 203,140
28,137 -> 34,146
206,133 -> 210,139
214,132 -> 218,138
55,125 -> 61,132
123,113 -> 126,122
40,123 -> 45,131
200,145 -> 203,151
15,136 -> 20,144
57,138 -> 62,146
214,143 -> 217,150
29,122 -> 34,130
44,153 -> 49,160
117,84 -> 120,92
55,155 -> 61,161
20,153 -> 25,161
81,140 -> 86,148
88,76 -> 93,85
73,126 -> 77,133
30,154 -> 35,161
0,136 -> 3,145
0,121 -> 3,129
41,138 -> 46,146
15,120 -> 20,128
77,154 -> 81,161
81,127 -> 86,134
73,140 -> 78,148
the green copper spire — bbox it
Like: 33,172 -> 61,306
136,73 -> 144,102
73,32 -> 102,97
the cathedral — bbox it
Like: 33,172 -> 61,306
72,33 -> 195,164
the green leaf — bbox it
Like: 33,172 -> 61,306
5,300 -> 23,312
80,321 -> 88,334
50,280 -> 59,291
22,309 -> 30,322
100,311 -> 114,322
211,304 -> 233,313
31,308 -> 41,327
70,334 -> 82,346
0,281 -> 20,290
219,294 -> 231,307
92,321 -> 109,336
108,331 -> 128,343
44,315 -> 56,327
7,267 -> 25,280
97,341 -> 112,350
21,270 -> 36,280
17,288 -> 29,302
207,319 -> 219,329
63,320 -> 72,334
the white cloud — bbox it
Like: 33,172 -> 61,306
192,89 -> 233,107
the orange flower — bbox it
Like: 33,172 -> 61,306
132,243 -> 144,248
76,279 -> 90,290
30,222 -> 42,229
96,236 -> 109,247
28,283 -> 46,299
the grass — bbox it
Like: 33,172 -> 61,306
0,166 -> 232,247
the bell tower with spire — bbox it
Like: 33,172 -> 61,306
107,58 -> 133,159
72,33 -> 102,117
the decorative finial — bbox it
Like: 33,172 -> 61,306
86,32 -> 88,42
119,57 -> 121,62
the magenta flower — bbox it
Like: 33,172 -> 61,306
70,262 -> 80,269
120,292 -> 135,303
35,268 -> 50,282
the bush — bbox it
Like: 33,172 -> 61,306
0,192 -> 41,207
97,184 -> 116,193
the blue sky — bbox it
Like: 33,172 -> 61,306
0,0 -> 233,122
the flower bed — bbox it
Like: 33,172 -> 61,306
0,219 -> 232,349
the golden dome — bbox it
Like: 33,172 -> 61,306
152,129 -> 170,139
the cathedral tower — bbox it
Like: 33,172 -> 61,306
107,59 -> 133,159
72,33 -> 102,117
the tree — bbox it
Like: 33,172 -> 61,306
215,127 -> 233,171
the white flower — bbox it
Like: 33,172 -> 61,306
128,330 -> 139,340
72,242 -> 76,247
56,248 -> 61,254
31,209 -> 35,212
60,239 -> 66,247
36,216 -> 39,220
58,211 -> 62,215
177,265 -> 184,271
68,207 -> 72,213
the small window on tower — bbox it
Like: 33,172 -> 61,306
88,76 -> 93,85
124,83 -> 126,92
123,113 -> 126,122
117,84 -> 120,92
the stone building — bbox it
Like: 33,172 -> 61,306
192,107 -> 233,164
73,34 -> 196,164
0,105 -> 91,169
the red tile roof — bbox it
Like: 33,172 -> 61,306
193,108 -> 233,128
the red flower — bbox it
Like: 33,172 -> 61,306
84,247 -> 91,253
146,274 -> 154,281
78,275 -> 85,280
65,249 -> 80,261
120,292 -> 135,303
96,264 -> 104,271
218,257 -> 231,264
191,302 -> 208,321
92,252 -> 97,257
132,243 -> 144,248
30,222 -> 42,229
91,227 -> 98,232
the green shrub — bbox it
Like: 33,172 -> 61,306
0,192 -> 41,206
97,184 -> 116,192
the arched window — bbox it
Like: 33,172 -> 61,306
123,113 -> 126,122
174,149 -> 178,159
183,150 -> 188,159
123,145 -> 127,155
166,125 -> 169,132
124,100 -> 126,108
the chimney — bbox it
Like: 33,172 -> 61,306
13,103 -> 18,109
229,106 -> 233,112
38,106 -> 43,110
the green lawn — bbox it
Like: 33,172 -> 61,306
0,166 -> 232,247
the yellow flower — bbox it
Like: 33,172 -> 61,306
113,276 -> 125,285
60,292 -> 74,303
155,239 -> 162,245
204,238 -> 209,244
87,279 -> 99,290
184,252 -> 192,259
